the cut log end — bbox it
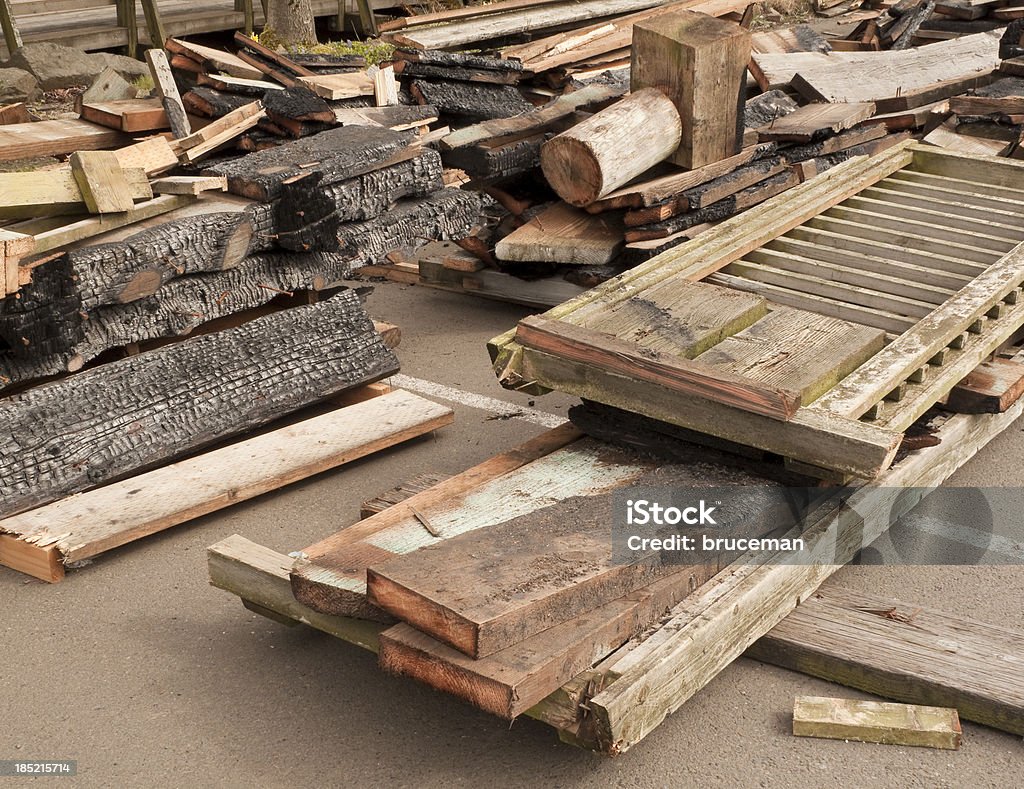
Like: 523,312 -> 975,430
540,136 -> 603,207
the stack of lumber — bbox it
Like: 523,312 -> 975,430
396,48 -> 533,123
840,0 -> 1014,49
0,121 -> 479,389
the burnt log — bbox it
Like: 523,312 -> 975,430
0,290 -> 399,518
0,255 -> 83,362
182,87 -> 255,118
409,80 -> 532,122
203,126 -> 416,201
274,148 -> 444,251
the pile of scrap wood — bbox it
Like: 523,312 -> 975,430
833,0 -> 1015,48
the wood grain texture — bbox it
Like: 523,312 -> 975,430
748,587 -> 1024,736
0,119 -> 128,162
793,696 -> 961,749
630,10 -> 750,168
495,203 -> 624,265
541,89 -> 681,206
0,390 -> 452,565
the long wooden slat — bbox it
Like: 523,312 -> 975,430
725,260 -> 937,318
805,215 -> 1003,266
782,225 -> 987,278
515,316 -> 804,420
0,390 -> 452,571
708,272 -> 917,335
824,204 -> 1020,253
810,243 -> 1024,419
910,143 -> 1024,190
860,183 -> 1024,225
886,169 -> 1024,209
747,588 -> 1024,736
580,401 -> 1023,753
0,119 -> 128,161
839,195 -> 1024,244
745,248 -> 955,305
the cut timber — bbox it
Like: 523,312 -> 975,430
514,316 -> 804,420
0,292 -> 399,520
299,72 -> 375,100
792,697 -> 961,750
150,175 -> 228,195
69,150 -> 139,213
588,143 -> 777,212
748,588 -> 1024,737
541,89 -> 682,207
495,203 -> 623,265
113,137 -> 179,176
378,555 -> 719,718
791,31 -> 1002,112
0,389 -> 452,579
80,98 -> 169,132
0,102 -> 30,125
0,166 -> 151,219
385,0 -> 670,50
289,426 -> 657,619
630,10 -> 751,168
197,73 -> 284,95
175,101 -> 265,162
166,38 -> 264,80
409,80 -> 532,122
946,357 -> 1024,413
209,535 -> 385,651
0,534 -> 63,583
80,67 -> 138,105
757,102 -> 876,143
145,48 -> 191,138
693,308 -> 885,405
0,119 -> 128,162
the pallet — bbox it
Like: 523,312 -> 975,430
208,396 -> 1021,753
491,142 -> 1024,478
0,383 -> 453,583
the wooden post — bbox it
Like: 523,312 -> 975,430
631,10 -> 751,169
235,0 -> 254,35
356,0 -> 378,36
0,0 -> 23,55
116,0 -> 138,58
140,0 -> 168,49
540,88 -> 682,207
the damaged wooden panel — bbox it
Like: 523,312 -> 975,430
491,142 -> 1024,478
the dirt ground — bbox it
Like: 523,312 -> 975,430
2,281 -> 1022,788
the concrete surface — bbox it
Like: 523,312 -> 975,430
2,281 -> 1022,788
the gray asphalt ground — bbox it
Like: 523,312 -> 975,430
2,281 -> 1022,788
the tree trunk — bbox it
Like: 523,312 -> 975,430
265,0 -> 318,46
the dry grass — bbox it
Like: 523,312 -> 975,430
750,0 -> 818,30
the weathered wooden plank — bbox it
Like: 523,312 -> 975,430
495,203 -> 624,265
748,587 -> 1024,737
515,316 -> 804,421
578,401 -> 1022,753
0,390 -> 452,566
793,697 -> 962,749
69,150 -> 138,213
947,357 -> 1024,413
694,308 -> 885,405
758,102 -> 875,143
299,71 -> 375,100
0,119 -> 129,161
80,98 -> 169,132
146,47 -> 191,138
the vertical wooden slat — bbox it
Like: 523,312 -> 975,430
235,0 -> 254,34
116,0 -> 138,58
0,0 -> 23,54
140,0 -> 168,48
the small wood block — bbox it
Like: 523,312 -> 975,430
69,150 -> 136,213
151,175 -> 228,195
113,137 -> 179,176
81,67 -> 139,105
372,320 -> 402,349
793,696 -> 962,749
299,72 -> 375,100
495,202 -> 624,265
0,102 -> 32,125
946,357 -> 1024,413
374,65 -> 400,106
81,98 -> 169,132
